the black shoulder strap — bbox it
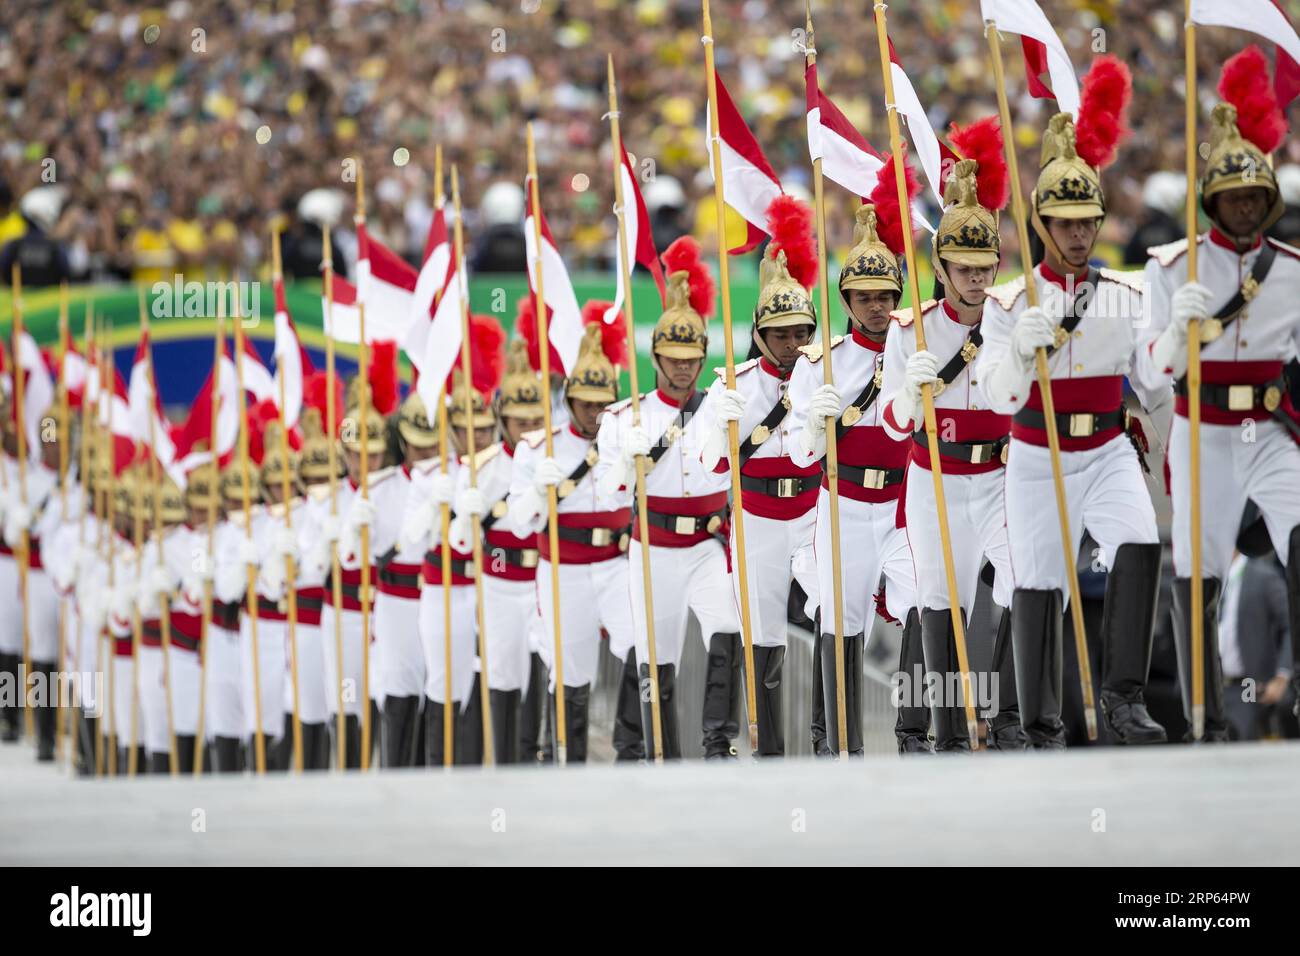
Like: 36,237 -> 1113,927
737,396 -> 791,467
1212,241 -> 1277,331
834,365 -> 883,441
648,390 -> 705,465
934,325 -> 983,387
1045,268 -> 1099,357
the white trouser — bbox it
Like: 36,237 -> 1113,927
282,623 -> 328,724
239,616 -> 287,738
482,576 -> 534,692
629,539 -> 740,667
418,583 -> 477,705
319,605 -> 365,717
905,463 -> 1013,612
139,644 -> 201,751
77,614 -> 102,715
814,490 -> 915,638
1169,416 -> 1300,579
375,592 -> 424,700
27,570 -> 60,662
730,508 -> 818,648
1005,434 -> 1157,602
0,557 -> 19,654
536,556 -> 636,688
204,623 -> 244,739
111,655 -> 142,749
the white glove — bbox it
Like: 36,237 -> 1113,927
3,502 -> 32,548
346,496 -> 377,530
596,424 -> 652,497
180,570 -> 204,607
193,550 -> 215,582
81,591 -> 107,634
150,563 -> 176,598
455,486 -> 486,519
0,489 -> 10,526
51,547 -> 79,593
272,527 -> 299,564
238,537 -> 260,568
431,472 -> 456,507
1011,306 -> 1057,360
111,580 -> 136,623
1169,281 -> 1213,338
448,514 -> 474,554
260,553 -> 286,601
624,425 -> 652,461
320,514 -> 341,543
701,390 -> 748,471
715,389 -> 746,425
533,457 -> 565,494
807,384 -> 843,434
400,498 -> 437,551
890,350 -> 942,431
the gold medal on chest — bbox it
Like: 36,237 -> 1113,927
841,405 -> 863,427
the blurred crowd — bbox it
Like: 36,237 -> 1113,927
2,0 -> 1299,287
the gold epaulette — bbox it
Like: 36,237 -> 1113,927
889,299 -> 938,328
521,428 -> 549,450
306,483 -> 332,503
1146,237 -> 1191,267
465,443 -> 502,470
983,276 -> 1027,311
1267,237 -> 1300,261
366,465 -> 398,489
1099,268 -> 1144,294
798,335 -> 844,364
602,394 -> 639,415
716,358 -> 759,379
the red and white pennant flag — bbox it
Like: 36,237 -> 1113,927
888,40 -> 957,230
705,73 -> 783,254
805,59 -> 886,200
609,142 -> 668,322
980,0 -> 1081,117
524,180 -> 583,375
351,221 -> 419,343
127,328 -> 176,468
1191,0 -> 1300,107
273,275 -> 314,429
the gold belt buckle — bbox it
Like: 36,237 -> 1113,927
520,549 -> 539,569
862,468 -> 886,490
1068,413 -> 1095,437
776,477 -> 799,497
673,515 -> 698,535
590,527 -> 613,547
970,444 -> 992,465
1226,384 -> 1254,412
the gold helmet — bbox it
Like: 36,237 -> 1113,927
652,237 -> 714,362
184,444 -> 220,512
448,313 -> 506,431
160,474 -> 186,524
395,391 -> 438,448
1200,47 -> 1288,236
298,406 -> 340,481
497,340 -> 545,420
755,251 -> 815,330
447,366 -> 496,429
839,205 -> 902,298
1031,57 -> 1132,261
122,464 -> 152,525
566,303 -> 627,405
935,158 -> 1002,270
341,380 -> 388,455
220,462 -> 246,507
259,420 -> 298,498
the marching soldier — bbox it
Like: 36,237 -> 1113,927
447,337 -> 545,763
787,186 -> 917,757
976,59 -> 1171,748
210,464 -> 253,770
1142,47 -> 1300,739
696,197 -> 821,756
596,237 -> 743,760
105,466 -> 147,772
509,305 -> 641,761
879,128 -> 1026,752
0,409 -> 27,742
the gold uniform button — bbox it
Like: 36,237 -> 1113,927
1074,364 -> 1084,372
1073,330 -> 1083,339
1239,340 -> 1248,348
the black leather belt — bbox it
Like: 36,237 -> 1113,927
551,525 -> 630,549
831,463 -> 905,489
1013,406 -> 1127,438
643,507 -> 727,535
380,566 -> 424,589
296,594 -> 324,612
212,601 -> 240,630
1176,377 -> 1286,414
912,431 -> 1009,465
487,546 -> 539,570
421,553 -> 475,580
739,473 -> 820,498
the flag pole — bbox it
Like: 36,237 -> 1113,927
71,300 -> 93,772
10,264 -> 34,740
139,287 -> 180,772
55,282 -> 70,765
525,124 -> 569,766
986,17 -> 1098,739
193,298 -> 223,774
802,3 -> 849,758
1183,0 -> 1205,741
871,3 -> 979,747
701,0 -> 761,755
322,225 -> 348,768
450,165 -> 495,766
606,57 -> 665,763
355,163 -> 374,770
100,333 -> 117,775
273,227 -> 304,771
434,145 -> 456,769
233,277 -> 268,773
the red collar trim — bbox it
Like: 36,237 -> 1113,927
656,388 -> 690,408
759,357 -> 788,379
567,423 -> 587,440
1209,227 -> 1262,253
850,326 -> 885,352
502,441 -> 515,458
1038,262 -> 1090,290
401,463 -> 412,478
348,477 -> 359,492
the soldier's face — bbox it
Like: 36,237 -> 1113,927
945,261 -> 995,307
1212,187 -> 1270,239
846,290 -> 897,335
39,435 -> 59,469
344,448 -> 384,482
657,356 -> 702,392
762,325 -> 814,367
263,482 -> 285,505
503,414 -> 544,447
1044,216 -> 1100,267
451,425 -> 496,456
405,442 -> 439,464
569,398 -> 606,438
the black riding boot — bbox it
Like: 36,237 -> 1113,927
424,697 -> 464,766
702,633 -> 741,759
552,684 -> 590,763
985,607 -> 1028,750
458,675 -> 484,765
33,659 -> 57,761
0,653 -> 20,741
382,694 -> 420,768
920,608 -> 972,753
810,613 -> 832,757
818,631 -> 865,756
1011,589 -> 1067,749
638,662 -> 680,760
519,653 -> 547,764
300,723 -> 329,770
1287,528 -> 1300,710
489,689 -> 522,765
613,649 -> 645,761
894,610 -> 931,753
1170,577 -> 1229,742
267,715 -> 293,772
78,714 -> 98,774
1099,543 -> 1167,744
213,735 -> 241,773
149,750 -> 170,774
175,734 -> 200,773
750,645 -> 786,757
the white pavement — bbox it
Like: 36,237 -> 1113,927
2,739 -> 1296,865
